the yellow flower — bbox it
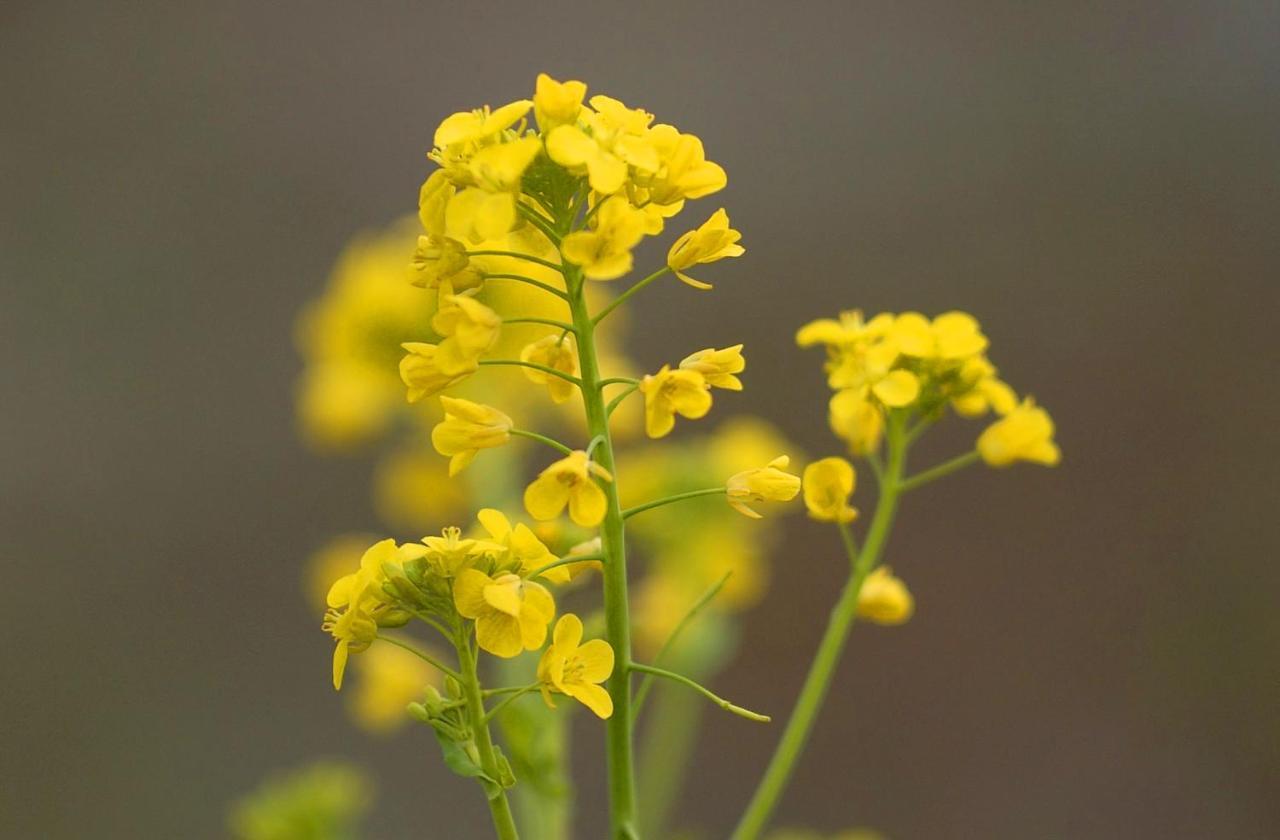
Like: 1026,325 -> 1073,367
519,334 -> 579,403
644,124 -> 727,204
411,235 -> 484,292
977,398 -> 1061,467
803,457 -> 858,523
726,455 -> 801,519
399,342 -> 477,402
828,390 -> 884,456
430,397 -> 512,476
545,94 -> 658,194
537,614 -> 615,719
534,73 -> 586,131
476,508 -> 567,583
892,311 -> 988,361
546,123 -> 628,194
798,310 -> 920,408
422,525 -> 504,577
434,99 -> 532,151
857,566 -> 914,625
348,642 -> 440,734
372,446 -> 468,533
418,170 -> 454,237
431,287 -> 501,374
453,569 -> 555,658
451,137 -> 544,240
524,450 -> 613,527
560,196 -> 647,280
639,365 -> 712,438
666,208 -> 744,289
679,344 -> 745,390
322,604 -> 379,691
950,356 -> 1018,418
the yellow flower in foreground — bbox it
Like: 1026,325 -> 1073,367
857,566 -> 914,625
524,450 -> 614,526
828,389 -> 884,456
666,208 -> 744,289
639,365 -> 712,438
560,196 -> 647,280
537,614 -> 615,719
726,455 -> 801,519
476,508 -> 566,583
520,334 -> 579,403
453,569 -> 555,658
977,398 -> 1060,468
431,287 -> 501,374
323,604 -> 379,691
431,397 -> 512,476
803,457 -> 858,523
421,526 -> 504,577
534,73 -> 586,131
679,344 -> 745,390
399,342 -> 477,402
434,99 -> 532,150
645,125 -> 727,204
349,642 -> 439,734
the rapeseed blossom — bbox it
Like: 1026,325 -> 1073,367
977,398 -> 1060,467
802,457 -> 858,523
430,397 -> 512,476
856,566 -> 914,625
537,614 -> 615,719
453,569 -> 555,658
524,450 -> 614,527
726,456 -> 801,519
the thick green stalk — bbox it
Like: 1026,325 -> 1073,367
566,266 -> 638,839
730,419 -> 908,840
458,634 -> 520,840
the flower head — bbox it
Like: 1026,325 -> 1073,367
856,566 -> 914,625
476,508 -> 566,583
560,196 -> 647,280
537,614 -> 615,719
399,342 -> 476,402
431,397 -> 513,476
453,568 -> 555,658
666,208 -> 744,289
524,450 -> 613,527
726,455 -> 801,519
433,100 -> 531,153
679,344 -> 745,391
892,311 -> 988,361
639,365 -> 712,438
803,457 -> 858,523
977,398 -> 1060,467
520,334 -> 579,403
421,525 -> 504,577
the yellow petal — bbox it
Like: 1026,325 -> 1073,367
452,568 -> 491,618
332,640 -> 350,691
483,578 -> 523,617
872,370 -> 920,407
568,480 -> 607,527
575,639 -> 615,683
476,508 -> 512,541
553,613 -> 584,651
476,613 -> 523,658
524,475 -> 571,521
565,682 -> 613,719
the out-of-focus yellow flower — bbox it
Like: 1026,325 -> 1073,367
520,334 -> 579,403
560,196 -> 647,280
431,286 -> 501,374
534,73 -> 586,131
803,457 -> 858,523
296,364 -> 399,451
399,342 -> 477,402
453,569 -> 555,658
348,642 -> 440,734
537,613 -> 615,719
950,356 -> 1018,418
411,235 -> 483,292
643,124 -> 727,205
524,450 -> 613,527
475,508 -> 565,582
666,208 -> 744,289
679,344 -> 745,391
857,566 -> 914,625
977,398 -> 1060,467
893,310 -> 988,361
431,396 -> 512,476
726,455 -> 801,519
828,390 -> 884,456
639,365 -> 712,438
422,525 -> 503,577
373,445 -> 469,533
797,310 -> 920,409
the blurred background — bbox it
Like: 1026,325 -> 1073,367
3,1 -> 1278,837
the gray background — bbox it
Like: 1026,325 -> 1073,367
3,1 -> 1278,837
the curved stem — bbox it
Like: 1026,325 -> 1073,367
479,359 -> 583,389
622,487 -> 727,520
566,264 -> 639,839
632,571 -> 732,721
899,449 -> 981,493
483,683 -> 541,724
592,267 -> 671,326
376,634 -> 461,681
597,377 -> 640,389
606,384 -> 639,418
456,632 -> 520,839
468,250 -> 564,273
503,316 -> 576,331
630,663 -> 770,723
526,553 -> 603,581
731,414 -> 909,840
509,428 -> 575,457
518,204 -> 561,245
483,274 -> 569,301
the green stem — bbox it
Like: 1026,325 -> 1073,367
526,553 -> 604,580
606,384 -> 639,418
509,428 -> 575,456
484,274 -> 570,301
375,634 -> 461,681
731,415 -> 909,840
637,675 -> 706,838
457,632 -> 520,840
483,684 -> 541,724
518,204 -> 561,244
467,251 -> 565,273
629,663 -> 770,723
597,377 -> 640,389
478,359 -> 583,389
566,264 -> 639,839
592,267 -> 671,326
622,487 -> 727,520
632,571 -> 732,721
503,316 -> 576,331
899,449 -> 981,493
